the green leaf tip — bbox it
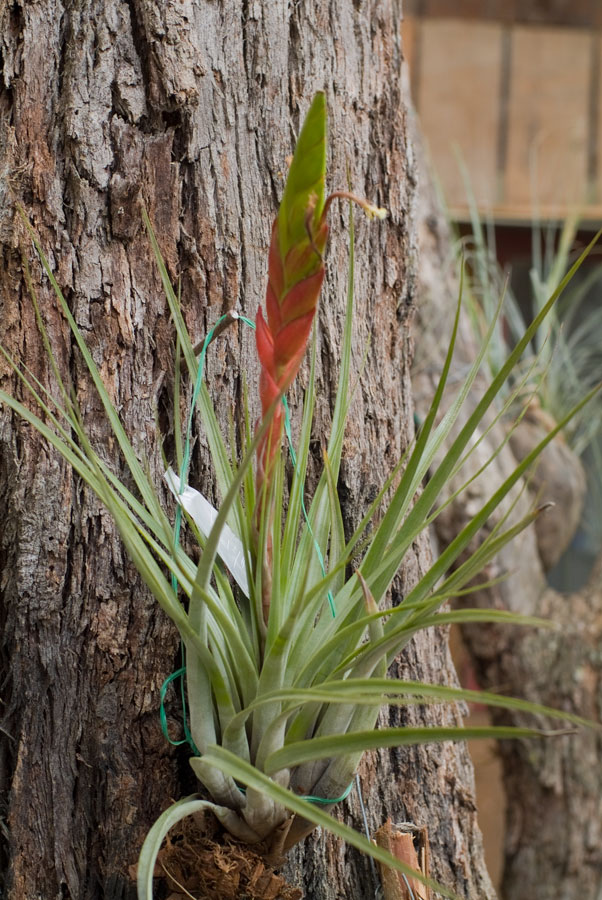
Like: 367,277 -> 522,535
278,92 -> 327,263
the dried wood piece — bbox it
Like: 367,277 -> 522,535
373,819 -> 430,900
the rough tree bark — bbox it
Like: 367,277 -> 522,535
0,3 -> 494,899
412,118 -> 602,900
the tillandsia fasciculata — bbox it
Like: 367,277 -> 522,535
1,92 -> 599,900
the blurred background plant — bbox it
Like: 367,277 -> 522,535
457,191 -> 602,589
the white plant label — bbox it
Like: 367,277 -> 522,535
164,468 -> 250,597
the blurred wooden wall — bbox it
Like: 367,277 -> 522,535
404,2 -> 602,221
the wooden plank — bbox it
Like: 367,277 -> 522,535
504,26 -> 591,216
416,0 -> 516,22
450,204 -> 602,225
417,18 -> 503,210
595,33 -> 602,206
406,0 -> 602,28
401,13 -> 419,99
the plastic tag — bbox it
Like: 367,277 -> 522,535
164,468 -> 250,597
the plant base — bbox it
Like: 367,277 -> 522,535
145,815 -> 302,900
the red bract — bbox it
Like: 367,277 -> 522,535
255,215 -> 328,489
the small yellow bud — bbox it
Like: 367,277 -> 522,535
363,203 -> 388,220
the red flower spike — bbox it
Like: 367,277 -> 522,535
254,93 -> 329,509
253,92 -> 387,624
255,219 -> 327,486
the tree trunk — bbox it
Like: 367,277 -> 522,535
0,3 -> 494,898
411,112 -> 602,900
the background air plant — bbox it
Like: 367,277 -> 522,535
1,93 -> 598,900
456,187 -> 602,579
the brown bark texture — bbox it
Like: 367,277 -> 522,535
411,116 -> 602,900
0,3 -> 494,899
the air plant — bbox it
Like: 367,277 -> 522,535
1,92 -> 598,900
458,185 -> 602,555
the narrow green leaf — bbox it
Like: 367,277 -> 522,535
223,678 -> 595,731
265,724 -> 560,773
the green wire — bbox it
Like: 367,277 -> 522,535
236,778 -> 354,806
159,667 -> 189,748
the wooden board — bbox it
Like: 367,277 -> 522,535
416,18 -> 503,210
401,12 -> 418,83
405,14 -> 602,221
404,0 -> 602,28
504,26 -> 591,216
596,33 -> 602,206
